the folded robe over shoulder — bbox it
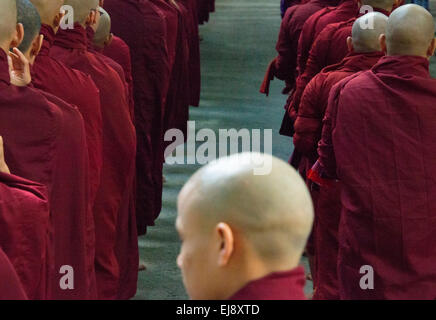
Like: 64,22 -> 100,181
318,56 -> 436,299
294,52 -> 383,300
0,172 -> 50,300
0,49 -> 93,300
51,25 -> 136,300
104,0 -> 171,235
0,248 -> 27,300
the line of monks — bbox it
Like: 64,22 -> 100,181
262,1 -> 436,299
0,0 -> 215,300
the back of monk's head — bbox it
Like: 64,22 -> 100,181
361,0 -> 396,12
0,0 -> 18,50
30,0 -> 64,27
17,0 -> 42,54
93,7 -> 110,49
176,153 -> 314,300
383,4 -> 435,58
349,12 -> 388,53
64,0 -> 99,25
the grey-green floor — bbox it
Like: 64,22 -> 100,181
134,0 -> 436,300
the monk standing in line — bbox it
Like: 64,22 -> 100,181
177,153 -> 314,300
51,0 -> 137,299
315,4 -> 436,299
0,0 -> 94,300
104,0 -> 171,235
294,13 -> 387,299
27,0 -> 103,208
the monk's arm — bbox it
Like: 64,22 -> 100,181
273,8 -> 299,86
294,78 -> 324,157
0,136 -> 10,174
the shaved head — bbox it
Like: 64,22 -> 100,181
17,0 -> 42,53
0,0 -> 17,45
93,7 -> 110,48
178,153 -> 314,261
29,0 -> 64,25
385,4 -> 435,57
361,0 -> 396,11
64,0 -> 99,24
352,12 -> 388,53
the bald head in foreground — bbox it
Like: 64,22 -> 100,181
177,153 -> 314,300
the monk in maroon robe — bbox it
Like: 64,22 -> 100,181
0,136 -> 50,300
314,5 -> 436,299
177,153 -> 313,300
294,13 -> 387,299
293,0 -> 395,111
0,0 -> 94,300
51,0 -> 137,299
0,248 -> 28,300
259,0 -> 339,138
104,0 -> 171,235
28,0 -> 103,207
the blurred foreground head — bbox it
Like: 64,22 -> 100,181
176,153 -> 314,300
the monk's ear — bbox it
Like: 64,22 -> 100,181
346,36 -> 353,53
105,33 -> 114,48
30,35 -> 44,64
86,10 -> 97,27
426,38 -> 436,59
10,23 -> 25,49
99,0 -> 105,6
379,34 -> 387,54
215,222 -> 234,267
53,11 -> 66,33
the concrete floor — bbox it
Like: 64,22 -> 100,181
134,0 -> 436,300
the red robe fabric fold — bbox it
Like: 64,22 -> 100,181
294,52 -> 383,300
51,25 -> 137,299
0,49 -> 94,300
32,24 -> 103,207
0,172 -> 50,300
318,56 -> 436,299
0,248 -> 27,300
229,267 -> 307,300
104,0 -> 171,234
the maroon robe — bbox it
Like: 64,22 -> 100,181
294,52 -> 383,300
0,172 -> 49,300
102,35 -> 135,119
0,248 -> 27,300
0,49 -> 94,300
179,0 -> 201,107
229,267 -> 307,300
104,0 -> 171,235
51,25 -> 137,299
32,24 -> 103,206
316,56 -> 436,299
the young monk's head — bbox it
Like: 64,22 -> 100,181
380,4 -> 436,58
347,12 -> 388,53
93,7 -> 112,49
16,0 -> 43,65
0,0 -> 24,54
360,0 -> 396,13
63,0 -> 99,27
176,153 -> 314,300
29,0 -> 64,33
